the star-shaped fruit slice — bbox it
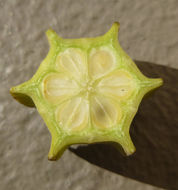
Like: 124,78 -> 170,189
10,22 -> 163,160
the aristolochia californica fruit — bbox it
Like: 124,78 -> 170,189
10,22 -> 163,160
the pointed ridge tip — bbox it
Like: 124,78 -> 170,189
46,29 -> 56,38
46,28 -> 62,43
113,21 -> 120,27
9,87 -> 17,98
157,78 -> 163,86
155,78 -> 164,89
116,131 -> 136,156
10,86 -> 18,97
147,77 -> 163,88
104,21 -> 120,39
140,77 -> 163,95
160,77 -> 164,84
9,82 -> 30,94
10,85 -> 21,94
48,147 -> 65,161
111,22 -> 120,31
46,28 -> 55,36
48,155 -> 57,161
48,146 -> 58,161
10,86 -> 14,93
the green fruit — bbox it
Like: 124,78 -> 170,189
10,22 -> 163,160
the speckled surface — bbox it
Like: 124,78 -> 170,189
0,0 -> 178,189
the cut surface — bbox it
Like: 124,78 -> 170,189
10,22 -> 163,160
42,47 -> 135,132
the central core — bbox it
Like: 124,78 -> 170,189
80,80 -> 95,97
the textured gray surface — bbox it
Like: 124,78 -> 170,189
0,0 -> 178,189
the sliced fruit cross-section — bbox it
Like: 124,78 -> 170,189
10,22 -> 163,160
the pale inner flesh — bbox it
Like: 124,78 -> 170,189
43,48 -> 134,131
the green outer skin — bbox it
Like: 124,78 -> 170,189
10,22 -> 163,160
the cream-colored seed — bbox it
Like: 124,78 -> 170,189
89,49 -> 115,79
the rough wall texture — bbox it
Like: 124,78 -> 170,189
0,0 -> 178,189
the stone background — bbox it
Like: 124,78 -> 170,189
0,0 -> 178,189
